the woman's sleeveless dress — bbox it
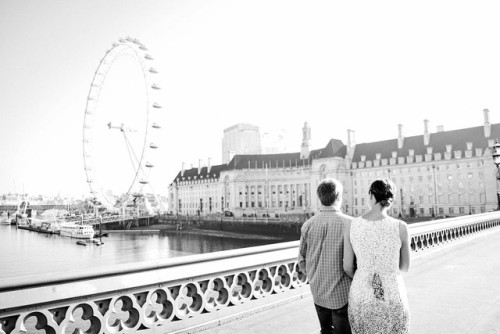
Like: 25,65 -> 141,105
348,217 -> 410,334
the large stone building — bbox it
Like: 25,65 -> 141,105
169,111 -> 500,218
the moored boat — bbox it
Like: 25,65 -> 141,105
59,222 -> 94,239
76,240 -> 87,246
16,217 -> 60,234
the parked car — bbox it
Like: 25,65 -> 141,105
224,210 -> 234,217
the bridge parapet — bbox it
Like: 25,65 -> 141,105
1,213 -> 499,333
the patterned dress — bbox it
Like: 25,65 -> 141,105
348,217 -> 410,334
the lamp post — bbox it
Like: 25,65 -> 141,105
492,139 -> 500,210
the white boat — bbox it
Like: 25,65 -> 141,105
59,222 -> 94,239
0,212 -> 10,224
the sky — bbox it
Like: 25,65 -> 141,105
1,0 -> 500,198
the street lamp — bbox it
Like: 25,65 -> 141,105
492,139 -> 500,210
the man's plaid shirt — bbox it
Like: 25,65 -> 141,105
298,206 -> 353,309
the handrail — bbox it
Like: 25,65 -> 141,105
0,241 -> 299,292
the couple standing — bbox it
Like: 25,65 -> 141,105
298,178 -> 411,334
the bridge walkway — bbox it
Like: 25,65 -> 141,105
201,229 -> 500,334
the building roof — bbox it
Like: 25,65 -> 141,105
172,123 -> 500,184
172,164 -> 226,183
351,124 -> 500,162
226,139 -> 346,170
171,139 -> 347,183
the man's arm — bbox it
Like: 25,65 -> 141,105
343,219 -> 356,278
297,226 -> 307,275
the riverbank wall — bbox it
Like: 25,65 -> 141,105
153,216 -> 304,239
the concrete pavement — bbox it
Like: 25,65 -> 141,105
196,228 -> 500,334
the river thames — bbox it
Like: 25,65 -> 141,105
0,224 -> 292,280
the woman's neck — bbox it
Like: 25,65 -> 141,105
363,205 -> 389,220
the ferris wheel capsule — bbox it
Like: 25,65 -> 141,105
152,102 -> 162,109
145,162 -> 154,168
149,143 -> 158,149
151,84 -> 161,90
152,123 -> 161,129
149,67 -> 158,74
139,179 -> 149,184
144,54 -> 154,60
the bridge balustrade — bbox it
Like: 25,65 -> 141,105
1,212 -> 499,334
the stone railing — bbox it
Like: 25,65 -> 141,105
409,211 -> 500,253
1,212 -> 500,333
0,242 -> 307,334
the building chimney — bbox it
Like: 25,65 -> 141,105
181,162 -> 185,177
484,108 -> 491,138
207,157 -> 212,173
436,125 -> 444,132
347,129 -> 356,149
423,119 -> 430,146
397,124 -> 404,149
198,159 -> 202,174
300,122 -> 311,159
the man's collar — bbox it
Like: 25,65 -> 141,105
320,206 -> 340,212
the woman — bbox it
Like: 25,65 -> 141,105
343,179 -> 411,333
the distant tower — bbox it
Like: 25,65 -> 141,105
300,122 -> 311,159
221,124 -> 261,163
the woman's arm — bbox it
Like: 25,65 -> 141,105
343,220 -> 356,278
399,220 -> 411,272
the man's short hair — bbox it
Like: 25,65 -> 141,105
316,178 -> 343,206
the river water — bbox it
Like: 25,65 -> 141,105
0,224 -> 290,280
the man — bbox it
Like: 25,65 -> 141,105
298,178 -> 353,334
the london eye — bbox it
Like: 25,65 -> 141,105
82,37 -> 163,212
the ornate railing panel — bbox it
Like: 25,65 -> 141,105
1,212 -> 499,333
409,211 -> 500,253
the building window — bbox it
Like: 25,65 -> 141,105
471,207 -> 476,214
449,207 -> 455,214
439,207 -> 444,214
420,208 -> 424,215
240,202 -> 243,208
481,206 -> 485,213
459,207 -> 465,214
251,202 -> 255,207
